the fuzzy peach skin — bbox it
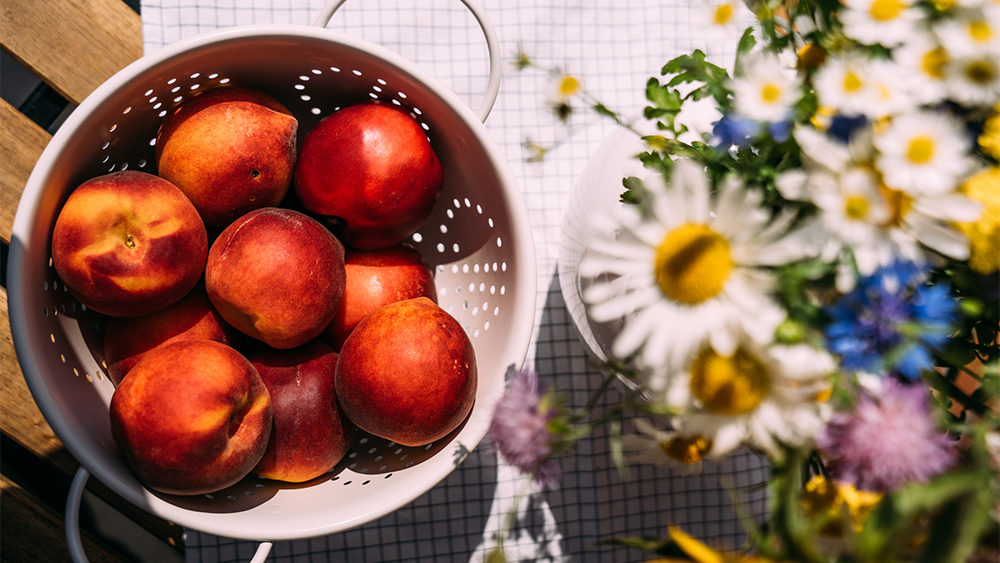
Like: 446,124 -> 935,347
156,86 -> 298,227
51,170 -> 208,317
205,207 -> 346,349
109,340 -> 272,496
335,297 -> 477,447
322,243 -> 437,351
250,341 -> 355,483
293,101 -> 444,250
103,285 -> 234,386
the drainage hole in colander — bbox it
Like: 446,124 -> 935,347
42,307 -> 48,317
311,69 -> 322,75
453,243 -> 460,253
138,159 -> 147,168
191,73 -> 200,79
369,93 -> 378,100
227,495 -> 236,500
245,491 -> 254,496
484,321 -> 491,331
489,285 -> 495,295
437,243 -> 445,253
331,67 -> 341,72
385,474 -> 392,479
463,301 -> 469,310
501,285 -> 506,295
190,84 -> 200,91
359,437 -> 368,444
412,233 -> 423,243
468,283 -> 475,293
301,95 -> 311,101
368,447 -> 376,454
488,218 -> 494,228
343,480 -> 352,485
311,108 -> 321,115
496,237 -> 502,248
352,70 -> 362,76
362,480 -> 370,485
373,86 -> 382,93
205,494 -> 214,499
473,263 -> 480,273
171,86 -> 180,93
348,452 -> 357,459
295,84 -> 305,91
447,209 -> 454,219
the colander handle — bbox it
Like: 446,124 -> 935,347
312,0 -> 502,123
65,467 -> 274,563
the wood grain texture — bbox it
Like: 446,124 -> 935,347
0,286 -> 77,474
0,0 -> 143,105
0,474 -> 135,563
0,99 -> 51,245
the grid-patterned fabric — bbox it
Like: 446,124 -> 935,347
139,2 -> 771,561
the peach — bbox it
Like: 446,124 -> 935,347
51,170 -> 208,317
335,297 -> 477,446
109,340 -> 272,495
322,243 -> 437,351
103,285 -> 234,385
156,86 -> 298,227
250,341 -> 355,483
205,207 -> 346,349
293,101 -> 444,250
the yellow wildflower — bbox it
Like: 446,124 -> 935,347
956,167 -> 999,274
644,527 -> 779,563
801,475 -> 883,536
980,104 -> 1000,160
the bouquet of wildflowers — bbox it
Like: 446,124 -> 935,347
490,0 -> 999,560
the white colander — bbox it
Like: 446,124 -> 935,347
7,0 -> 536,543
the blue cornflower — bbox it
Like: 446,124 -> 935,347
824,260 -> 958,380
711,114 -> 759,149
827,114 -> 869,144
767,119 -> 793,143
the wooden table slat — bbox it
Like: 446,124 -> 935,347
0,98 -> 52,245
0,0 -> 143,106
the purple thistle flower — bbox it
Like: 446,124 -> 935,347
816,379 -> 957,493
488,366 -> 563,489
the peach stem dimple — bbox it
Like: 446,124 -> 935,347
123,233 -> 137,249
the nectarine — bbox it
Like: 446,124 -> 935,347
250,341 -> 355,483
103,285 -> 233,385
205,207 -> 346,349
109,340 -> 272,496
156,86 -> 298,227
322,243 -> 437,351
335,297 -> 476,447
293,101 -> 444,250
51,170 -> 208,317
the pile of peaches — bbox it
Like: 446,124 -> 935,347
50,86 -> 478,496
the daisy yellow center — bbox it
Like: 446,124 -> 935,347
844,195 -> 870,219
559,76 -> 581,97
796,43 -> 826,72
660,436 -> 712,464
843,71 -> 864,93
690,346 -> 771,416
761,83 -> 782,103
879,184 -> 914,227
969,21 -> 992,43
922,47 -> 948,79
654,224 -> 734,304
906,135 -> 936,164
713,3 -> 734,25
869,0 -> 905,21
964,60 -> 997,85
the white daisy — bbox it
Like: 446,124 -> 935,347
813,53 -> 875,116
778,125 -> 983,287
861,58 -> 916,119
874,110 -> 975,196
698,0 -> 752,39
892,32 -> 952,106
664,340 -> 835,460
934,6 -> 1000,58
946,52 -> 1000,107
619,418 -> 709,474
548,71 -> 583,104
579,159 -> 816,393
731,53 -> 803,123
839,0 -> 923,47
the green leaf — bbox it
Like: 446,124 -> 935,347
734,27 -> 757,75
856,470 -> 988,561
620,176 -> 649,206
